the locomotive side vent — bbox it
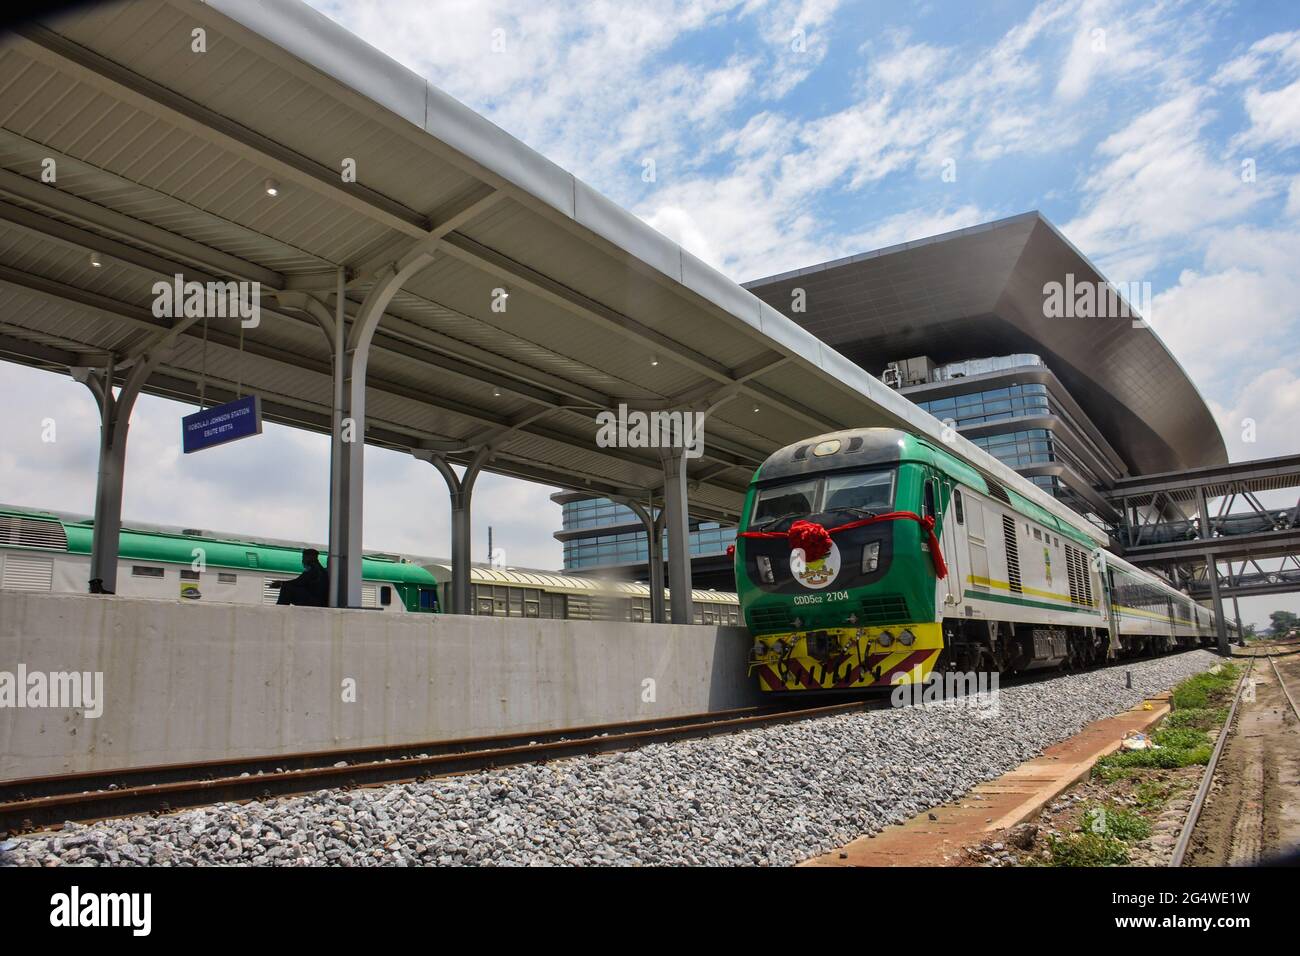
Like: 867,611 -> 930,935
0,515 -> 68,551
986,479 -> 1012,506
1063,545 -> 1095,607
1001,515 -> 1022,594
1065,546 -> 1082,605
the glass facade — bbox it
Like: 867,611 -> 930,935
560,498 -> 641,531
913,382 -> 1050,428
909,376 -> 1115,501
560,515 -> 735,572
969,428 -> 1055,469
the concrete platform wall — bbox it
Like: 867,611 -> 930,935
0,591 -> 757,781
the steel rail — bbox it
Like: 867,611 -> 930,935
1170,653 -> 1261,867
1268,653 -> 1300,724
0,699 -> 880,834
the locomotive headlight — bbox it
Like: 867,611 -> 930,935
899,629 -> 916,646
773,639 -> 788,656
877,630 -> 895,647
753,640 -> 769,657
861,541 -> 880,574
756,555 -> 775,584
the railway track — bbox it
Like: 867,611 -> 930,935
1171,640 -> 1300,867
0,699 -> 888,834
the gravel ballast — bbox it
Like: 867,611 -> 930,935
0,650 -> 1220,867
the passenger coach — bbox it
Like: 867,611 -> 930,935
0,507 -> 741,624
0,507 -> 438,611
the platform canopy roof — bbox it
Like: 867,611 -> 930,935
0,0 -> 1105,544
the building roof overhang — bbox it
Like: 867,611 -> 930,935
744,212 -> 1228,476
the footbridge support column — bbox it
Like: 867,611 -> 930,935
1197,487 -> 1230,655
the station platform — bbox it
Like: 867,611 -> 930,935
0,592 -> 756,781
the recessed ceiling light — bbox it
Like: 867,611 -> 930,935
650,355 -> 659,366
264,178 -> 279,197
89,252 -> 101,268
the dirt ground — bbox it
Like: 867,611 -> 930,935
959,766 -> 1203,866
959,645 -> 1300,867
1184,649 -> 1300,865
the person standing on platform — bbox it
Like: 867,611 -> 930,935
272,548 -> 329,607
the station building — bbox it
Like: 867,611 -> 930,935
553,212 -> 1227,587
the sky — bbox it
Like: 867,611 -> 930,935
2,0 -> 1300,626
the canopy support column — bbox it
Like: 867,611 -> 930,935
73,353 -> 159,594
274,274 -> 349,606
334,252 -> 435,607
628,499 -> 666,623
414,447 -> 491,614
659,447 -> 693,625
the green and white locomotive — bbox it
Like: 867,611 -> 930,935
735,428 -> 1224,693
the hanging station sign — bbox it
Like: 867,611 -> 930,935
181,395 -> 263,454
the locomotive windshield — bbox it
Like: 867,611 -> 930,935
750,468 -> 895,529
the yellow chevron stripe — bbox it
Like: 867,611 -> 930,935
749,623 -> 943,691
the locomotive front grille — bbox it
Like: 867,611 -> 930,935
751,606 -> 794,629
858,595 -> 909,624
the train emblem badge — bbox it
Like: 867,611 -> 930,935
791,542 -> 841,589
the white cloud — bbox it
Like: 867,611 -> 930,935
1288,175 -> 1300,218
1212,29 -> 1300,87
1062,89 -> 1267,278
1211,366 -> 1300,464
1148,225 -> 1300,415
1242,79 -> 1300,150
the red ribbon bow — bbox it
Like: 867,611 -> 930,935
787,519 -> 833,562
738,510 -> 947,579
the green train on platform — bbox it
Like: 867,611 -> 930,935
0,506 -> 739,624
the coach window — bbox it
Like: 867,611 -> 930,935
380,585 -> 392,606
953,488 -> 964,524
